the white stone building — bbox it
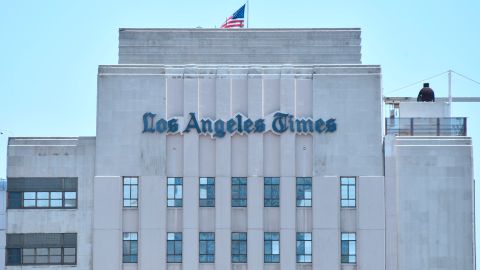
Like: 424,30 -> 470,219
4,28 -> 475,270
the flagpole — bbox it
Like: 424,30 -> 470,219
246,0 -> 249,28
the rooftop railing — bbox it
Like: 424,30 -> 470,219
385,117 -> 467,136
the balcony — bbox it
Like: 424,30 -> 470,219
385,117 -> 467,136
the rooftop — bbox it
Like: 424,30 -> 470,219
118,28 -> 362,65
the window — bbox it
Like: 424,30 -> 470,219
20,191 -> 77,209
8,192 -> 22,209
7,178 -> 78,209
21,248 -> 63,264
199,232 -> 215,263
264,177 -> 280,207
296,177 -> 312,207
64,192 -> 77,208
231,232 -> 247,263
296,233 -> 312,263
122,232 -> 138,263
6,233 -> 77,266
264,232 -> 280,263
19,247 -> 71,264
63,248 -> 76,264
232,177 -> 247,207
123,177 -> 138,208
167,233 -> 182,263
167,177 -> 183,207
341,177 -> 356,208
341,233 -> 356,263
199,177 -> 215,207
6,248 -> 21,265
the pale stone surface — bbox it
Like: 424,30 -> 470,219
118,28 -> 362,65
385,136 -> 474,270
399,101 -> 451,118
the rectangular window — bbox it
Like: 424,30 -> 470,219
6,248 -> 21,265
17,191 -> 77,209
296,232 -> 312,263
64,192 -> 77,208
341,177 -> 356,208
167,177 -> 183,207
231,177 -> 247,207
20,248 -> 63,264
63,247 -> 76,264
7,178 -> 78,209
296,177 -> 312,207
199,177 -> 215,207
123,177 -> 138,208
199,232 -> 215,263
264,232 -> 280,263
8,192 -> 22,209
341,233 -> 356,263
122,232 -> 138,263
264,177 -> 280,207
231,232 -> 247,263
6,233 -> 77,266
167,233 -> 182,263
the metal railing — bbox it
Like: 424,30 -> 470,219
385,117 -> 467,136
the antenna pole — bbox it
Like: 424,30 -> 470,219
448,69 -> 452,100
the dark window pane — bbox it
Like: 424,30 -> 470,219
8,192 -> 22,209
6,248 -> 21,265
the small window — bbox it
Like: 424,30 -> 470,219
6,248 -> 21,265
264,177 -> 280,207
167,178 -> 183,207
122,232 -> 138,263
36,192 -> 49,207
296,177 -> 312,207
23,192 -> 36,207
49,248 -> 62,264
123,177 -> 138,208
231,232 -> 247,263
199,177 -> 215,207
167,232 -> 182,263
8,192 -> 22,209
296,233 -> 312,263
64,192 -> 77,208
232,177 -> 247,207
22,248 -> 35,264
199,232 -> 215,263
341,233 -> 356,263
50,192 -> 63,207
341,177 -> 356,208
63,248 -> 76,264
264,232 -> 280,263
36,248 -> 49,264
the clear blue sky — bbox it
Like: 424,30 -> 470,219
1,0 -> 479,263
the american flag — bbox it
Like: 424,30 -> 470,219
221,4 -> 246,28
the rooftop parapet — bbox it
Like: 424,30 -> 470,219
118,28 -> 362,65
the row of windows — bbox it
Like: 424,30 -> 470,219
122,232 -> 356,264
124,177 -> 357,208
9,191 -> 77,209
7,247 -> 76,265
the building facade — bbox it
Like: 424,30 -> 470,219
4,29 -> 475,270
